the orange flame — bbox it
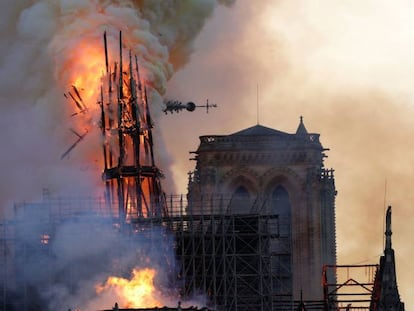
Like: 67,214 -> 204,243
96,268 -> 163,308
65,39 -> 104,106
59,37 -> 106,172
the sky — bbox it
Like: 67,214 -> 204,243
162,0 -> 414,306
0,0 -> 413,308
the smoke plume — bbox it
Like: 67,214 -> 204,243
0,0 -> 234,217
13,208 -> 187,310
0,1 -> 234,310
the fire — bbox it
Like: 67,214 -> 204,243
96,268 -> 163,308
65,39 -> 104,106
59,36 -> 107,171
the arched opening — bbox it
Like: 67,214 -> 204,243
229,185 -> 251,214
269,185 -> 292,295
271,186 -> 291,218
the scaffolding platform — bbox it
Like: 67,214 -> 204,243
0,195 -> 385,311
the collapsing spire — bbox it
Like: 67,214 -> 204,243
100,31 -> 166,222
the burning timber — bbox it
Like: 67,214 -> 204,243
100,31 -> 166,221
61,30 -> 166,222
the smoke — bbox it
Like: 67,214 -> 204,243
162,0 -> 414,307
0,0 -> 235,310
6,0 -> 413,308
12,206 -> 187,310
0,0 -> 233,217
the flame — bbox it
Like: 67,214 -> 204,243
65,39 -> 104,106
96,268 -> 163,308
59,36 -> 107,172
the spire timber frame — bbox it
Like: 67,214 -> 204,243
100,31 -> 166,222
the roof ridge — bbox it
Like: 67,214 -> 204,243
230,124 -> 289,136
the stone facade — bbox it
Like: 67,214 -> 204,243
187,118 -> 337,301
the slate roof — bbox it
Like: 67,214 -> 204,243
229,124 -> 289,137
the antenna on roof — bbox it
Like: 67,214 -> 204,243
256,83 -> 260,125
383,179 -> 388,249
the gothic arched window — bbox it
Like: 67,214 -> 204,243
269,185 -> 292,293
271,186 -> 291,236
271,186 -> 290,215
229,185 -> 251,214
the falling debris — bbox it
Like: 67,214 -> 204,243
60,128 -> 88,159
64,85 -> 88,117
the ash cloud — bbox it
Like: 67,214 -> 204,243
0,0 -> 232,217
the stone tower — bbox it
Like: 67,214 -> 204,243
187,118 -> 337,302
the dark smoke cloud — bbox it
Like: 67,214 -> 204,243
0,0 -> 233,217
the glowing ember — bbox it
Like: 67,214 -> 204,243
96,268 -> 163,308
40,234 -> 50,244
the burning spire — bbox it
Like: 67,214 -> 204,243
0,0 -> 236,212
100,31 -> 166,221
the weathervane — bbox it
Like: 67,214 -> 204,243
163,99 -> 217,114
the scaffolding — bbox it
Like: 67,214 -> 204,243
322,264 -> 378,310
1,194 -> 391,311
175,213 -> 291,311
0,221 -> 15,311
0,194 -> 294,311
164,195 -> 295,311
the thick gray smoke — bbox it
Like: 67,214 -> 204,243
13,207 -> 184,310
0,0 -> 235,309
0,0 -> 235,218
